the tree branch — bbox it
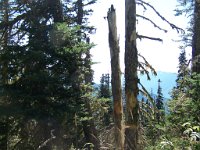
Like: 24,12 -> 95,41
138,53 -> 157,80
137,0 -> 185,33
137,34 -> 163,42
136,14 -> 167,33
36,129 -> 56,150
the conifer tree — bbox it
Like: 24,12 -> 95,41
99,74 -> 111,98
98,74 -> 112,126
0,0 -> 98,149
176,50 -> 190,91
68,0 -> 100,148
175,0 -> 200,73
156,79 -> 164,124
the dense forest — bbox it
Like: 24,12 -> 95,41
0,0 -> 199,150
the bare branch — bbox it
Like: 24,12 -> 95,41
138,82 -> 158,112
137,14 -> 167,33
137,0 -> 185,33
136,1 -> 147,11
37,130 -> 56,150
138,63 -> 151,80
138,53 -> 157,80
137,34 -> 163,42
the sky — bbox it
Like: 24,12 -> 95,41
88,0 -> 190,83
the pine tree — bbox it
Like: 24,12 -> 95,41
156,79 -> 164,124
176,50 -> 189,89
68,1 -> 100,148
175,0 -> 200,73
98,74 -> 112,126
0,0 -> 98,149
99,74 -> 111,98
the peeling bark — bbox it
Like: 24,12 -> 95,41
107,5 -> 124,150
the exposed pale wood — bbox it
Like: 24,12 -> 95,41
107,5 -> 124,150
125,0 -> 140,149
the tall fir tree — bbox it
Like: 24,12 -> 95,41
98,74 -> 112,126
0,0 -> 98,149
98,74 -> 111,98
177,50 -> 188,84
156,79 -> 164,124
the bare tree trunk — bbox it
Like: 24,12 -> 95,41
107,5 -> 124,150
192,0 -> 200,73
125,0 -> 140,149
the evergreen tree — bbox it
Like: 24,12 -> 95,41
176,50 -> 190,90
98,74 -> 111,98
98,74 -> 112,126
156,79 -> 164,124
156,79 -> 164,110
67,1 -> 100,148
0,0 -> 98,149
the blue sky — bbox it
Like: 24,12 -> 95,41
88,0 -> 190,83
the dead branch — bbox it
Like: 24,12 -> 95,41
137,34 -> 163,42
137,0 -> 185,33
36,129 -> 56,150
138,53 -> 157,76
137,14 -> 168,32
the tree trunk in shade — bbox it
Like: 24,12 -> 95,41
107,5 -> 124,150
125,0 -> 140,149
192,0 -> 200,73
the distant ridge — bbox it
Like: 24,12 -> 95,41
94,71 -> 177,99
139,71 -> 177,99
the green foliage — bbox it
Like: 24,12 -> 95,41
182,122 -> 200,141
0,0 -> 100,149
144,49 -> 200,149
176,50 -> 190,91
97,74 -> 112,126
146,72 -> 200,149
98,74 -> 111,98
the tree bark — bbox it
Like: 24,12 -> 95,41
107,5 -> 124,150
125,0 -> 140,149
50,0 -> 63,22
192,0 -> 200,73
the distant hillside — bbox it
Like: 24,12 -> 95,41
139,71 -> 177,99
94,71 -> 177,99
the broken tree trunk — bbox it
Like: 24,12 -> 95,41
107,5 -> 124,150
125,0 -> 140,149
